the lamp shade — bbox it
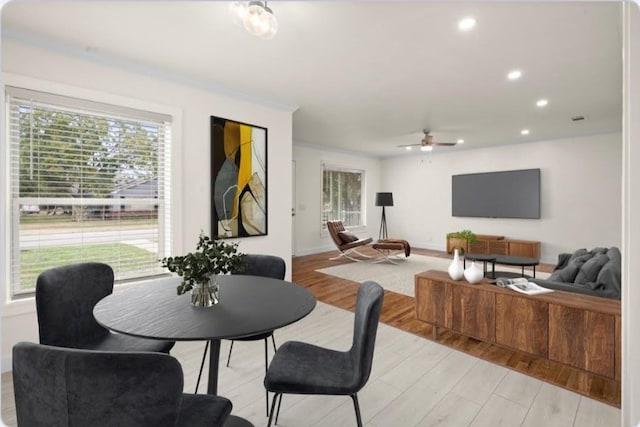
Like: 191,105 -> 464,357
375,192 -> 394,207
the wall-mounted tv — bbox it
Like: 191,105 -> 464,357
452,168 -> 541,219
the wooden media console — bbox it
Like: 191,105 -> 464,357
415,270 -> 621,380
446,234 -> 541,259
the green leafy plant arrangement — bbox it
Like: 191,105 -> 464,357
160,232 -> 247,295
447,229 -> 477,255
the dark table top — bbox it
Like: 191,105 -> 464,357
464,253 -> 497,261
494,255 -> 539,266
94,275 -> 317,341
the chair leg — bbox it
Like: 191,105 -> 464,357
267,393 -> 280,427
194,341 -> 209,393
275,393 -> 283,425
226,340 -> 234,367
271,334 -> 277,353
350,394 -> 363,427
264,338 -> 269,416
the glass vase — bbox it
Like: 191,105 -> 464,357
191,278 -> 220,307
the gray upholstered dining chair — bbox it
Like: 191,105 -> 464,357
36,262 -> 174,353
195,254 -> 286,415
263,281 -> 384,427
12,341 -> 232,427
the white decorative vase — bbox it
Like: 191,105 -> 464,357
448,249 -> 464,280
191,278 -> 220,307
464,261 -> 484,284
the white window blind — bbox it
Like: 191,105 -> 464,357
321,164 -> 364,229
6,86 -> 172,298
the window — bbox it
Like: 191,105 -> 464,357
6,86 -> 172,298
321,164 -> 364,229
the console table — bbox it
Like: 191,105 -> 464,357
415,270 -> 621,380
446,234 -> 541,259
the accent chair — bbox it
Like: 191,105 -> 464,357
35,262 -> 174,353
264,281 -> 384,427
12,341 -> 232,427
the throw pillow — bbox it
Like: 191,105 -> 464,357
548,263 -> 580,283
575,253 -> 609,284
338,231 -> 359,244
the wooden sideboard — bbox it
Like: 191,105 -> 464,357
415,270 -> 621,380
446,234 -> 541,259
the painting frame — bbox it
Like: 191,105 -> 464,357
210,116 -> 268,239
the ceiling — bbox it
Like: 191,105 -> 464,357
1,1 -> 623,157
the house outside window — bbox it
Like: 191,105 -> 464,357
321,164 -> 365,229
6,86 -> 172,298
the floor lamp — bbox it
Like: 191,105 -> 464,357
375,192 -> 393,240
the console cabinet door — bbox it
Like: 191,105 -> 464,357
415,278 -> 452,329
495,294 -> 548,357
451,286 -> 495,341
548,304 -> 616,378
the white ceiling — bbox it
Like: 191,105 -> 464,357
1,1 -> 623,157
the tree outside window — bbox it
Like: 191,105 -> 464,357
322,165 -> 364,229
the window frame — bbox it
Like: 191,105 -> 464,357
320,163 -> 366,234
1,74 -> 183,305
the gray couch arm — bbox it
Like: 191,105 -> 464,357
531,278 -> 620,300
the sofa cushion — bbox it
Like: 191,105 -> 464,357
575,253 -> 610,284
548,249 -> 591,283
548,263 -> 580,283
338,231 -> 359,244
542,247 -> 621,300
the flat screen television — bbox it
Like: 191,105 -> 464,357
452,168 -> 540,219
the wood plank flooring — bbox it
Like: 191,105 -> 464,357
292,248 -> 621,408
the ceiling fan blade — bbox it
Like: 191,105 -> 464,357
431,142 -> 458,146
397,143 -> 422,147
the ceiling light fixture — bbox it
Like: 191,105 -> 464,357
458,17 -> 476,31
521,129 -> 530,135
507,70 -> 522,80
229,1 -> 278,40
457,139 -> 465,144
536,99 -> 549,107
405,146 -> 412,151
420,146 -> 433,152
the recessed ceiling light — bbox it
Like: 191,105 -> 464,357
420,146 -> 433,152
405,146 -> 412,151
521,129 -> 530,135
507,70 -> 522,80
536,99 -> 549,107
457,139 -> 465,144
458,17 -> 476,31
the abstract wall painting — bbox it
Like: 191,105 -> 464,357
211,116 -> 267,238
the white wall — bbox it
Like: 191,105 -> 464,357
0,40 -> 293,370
293,133 -> 622,264
293,144 -> 381,255
380,133 -> 622,263
622,3 -> 640,426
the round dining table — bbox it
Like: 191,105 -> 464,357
93,274 -> 317,427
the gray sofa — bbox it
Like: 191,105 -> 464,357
532,247 -> 621,300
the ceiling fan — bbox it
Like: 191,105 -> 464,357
398,129 -> 458,151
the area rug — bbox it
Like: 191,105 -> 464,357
316,255 -> 549,297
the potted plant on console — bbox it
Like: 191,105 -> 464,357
447,229 -> 477,255
160,232 -> 246,307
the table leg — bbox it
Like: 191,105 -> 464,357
207,339 -> 255,427
207,339 -> 221,395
